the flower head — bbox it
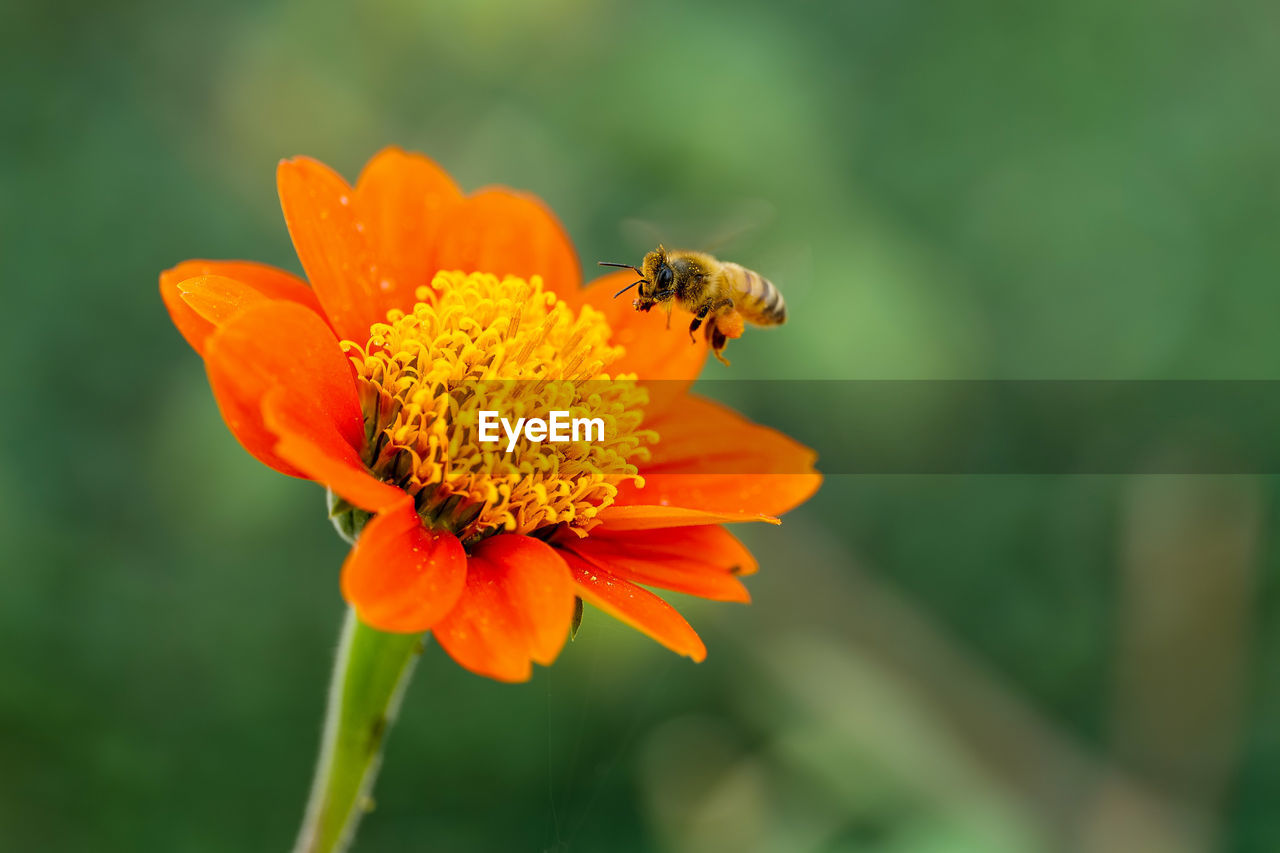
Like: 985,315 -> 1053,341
161,148 -> 820,681
346,270 -> 651,543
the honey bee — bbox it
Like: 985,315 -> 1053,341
600,245 -> 786,365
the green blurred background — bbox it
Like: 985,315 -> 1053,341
3,0 -> 1278,850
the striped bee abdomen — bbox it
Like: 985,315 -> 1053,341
724,263 -> 786,326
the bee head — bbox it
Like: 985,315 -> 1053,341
598,244 -> 673,304
639,245 -> 675,301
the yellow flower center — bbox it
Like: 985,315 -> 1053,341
342,271 -> 652,545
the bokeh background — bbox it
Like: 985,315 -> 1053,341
3,0 -> 1278,850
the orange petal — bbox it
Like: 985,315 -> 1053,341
176,274 -> 269,326
184,278 -> 394,501
575,270 -> 709,383
560,530 -> 752,602
354,146 -> 463,318
203,300 -> 364,477
617,475 -> 821,520
616,394 -> 822,517
580,523 -> 758,574
563,552 -> 706,662
263,388 -> 408,513
277,156 -> 383,343
159,260 -> 322,355
596,505 -> 780,531
643,394 -> 816,472
431,188 -> 580,297
341,497 -> 468,633
432,535 -> 575,682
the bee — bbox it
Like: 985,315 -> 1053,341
600,245 -> 786,365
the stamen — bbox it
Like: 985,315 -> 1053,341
343,271 -> 654,544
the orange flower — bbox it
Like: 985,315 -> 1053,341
160,148 -> 821,682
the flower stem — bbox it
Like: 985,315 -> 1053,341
293,608 -> 423,853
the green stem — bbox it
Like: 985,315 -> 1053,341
293,608 -> 424,853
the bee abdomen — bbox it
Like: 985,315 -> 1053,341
726,263 -> 786,326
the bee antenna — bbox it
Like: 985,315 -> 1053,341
598,261 -> 643,274
613,279 -> 645,298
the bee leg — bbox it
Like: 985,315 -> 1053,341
710,325 -> 731,366
706,303 -> 742,366
688,305 -> 711,342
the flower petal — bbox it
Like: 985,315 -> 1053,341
159,260 -> 322,355
584,525 -> 759,572
643,394 -> 817,472
619,524 -> 758,576
432,535 -> 575,682
341,497 -> 468,633
563,552 -> 706,662
576,270 -> 709,383
559,524 -> 757,602
596,505 -> 780,531
175,274 -> 269,327
476,535 -> 577,665
203,300 -> 365,478
277,156 -> 383,342
431,188 -> 580,297
353,146 -> 463,318
617,394 -> 822,517
262,388 -> 408,513
616,475 -> 821,521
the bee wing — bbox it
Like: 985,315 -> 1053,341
619,216 -> 667,253
618,199 -> 775,256
701,199 -> 776,254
